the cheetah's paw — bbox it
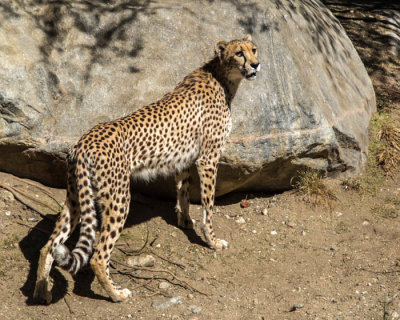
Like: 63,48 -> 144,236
112,288 -> 132,302
33,279 -> 52,305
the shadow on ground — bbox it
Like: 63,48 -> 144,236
18,192 -> 208,304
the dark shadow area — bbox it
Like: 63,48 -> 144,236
126,186 -> 208,248
19,215 -> 68,305
19,186 -> 208,304
322,0 -> 400,104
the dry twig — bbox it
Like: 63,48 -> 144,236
110,258 -> 207,296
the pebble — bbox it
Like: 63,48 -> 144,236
235,217 -> 246,224
261,208 -> 268,215
286,221 -> 296,228
362,220 -> 370,226
5,211 -> 11,216
151,296 -> 182,310
289,304 -> 304,312
28,217 -> 39,222
127,254 -> 155,267
270,230 -> 277,235
158,281 -> 170,289
189,305 -> 202,314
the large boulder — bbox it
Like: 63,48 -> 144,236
0,0 -> 375,199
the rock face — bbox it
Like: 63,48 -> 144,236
0,0 -> 375,199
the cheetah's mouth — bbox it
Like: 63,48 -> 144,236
245,72 -> 257,80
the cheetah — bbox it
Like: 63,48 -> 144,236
33,35 -> 260,303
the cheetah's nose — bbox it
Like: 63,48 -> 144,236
250,62 -> 260,69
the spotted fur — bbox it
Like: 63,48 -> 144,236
33,35 -> 260,303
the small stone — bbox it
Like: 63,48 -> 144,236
252,230 -> 257,234
127,254 -> 155,267
362,220 -> 370,226
189,305 -> 202,314
28,217 -> 38,222
289,304 -> 304,312
152,296 -> 182,310
286,220 -> 296,228
187,294 -> 194,300
262,208 -> 268,215
5,211 -> 11,216
270,230 -> 277,235
301,230 -> 307,236
158,281 -> 170,289
392,311 -> 400,319
235,217 -> 246,224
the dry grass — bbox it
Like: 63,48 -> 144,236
376,125 -> 400,174
370,111 -> 400,174
293,168 -> 337,208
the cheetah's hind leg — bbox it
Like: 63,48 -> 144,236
90,188 -> 132,302
33,199 -> 80,304
175,169 -> 195,230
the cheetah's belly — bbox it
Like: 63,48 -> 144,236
130,138 -> 200,182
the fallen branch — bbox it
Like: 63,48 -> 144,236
116,223 -> 150,254
63,296 -> 74,314
111,259 -> 207,296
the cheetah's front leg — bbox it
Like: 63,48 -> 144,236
196,158 -> 229,250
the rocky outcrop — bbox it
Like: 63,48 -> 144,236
0,0 -> 375,198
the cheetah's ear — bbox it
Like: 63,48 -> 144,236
214,40 -> 228,59
243,34 -> 252,41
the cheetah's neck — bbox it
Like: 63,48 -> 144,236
201,57 -> 242,106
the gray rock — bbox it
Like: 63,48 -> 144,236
126,254 -> 155,267
158,281 -> 170,290
0,0 -> 375,199
189,305 -> 202,314
152,296 -> 182,310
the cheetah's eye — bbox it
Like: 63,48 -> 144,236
252,48 -> 257,54
236,51 -> 243,57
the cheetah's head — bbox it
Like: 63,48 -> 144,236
215,35 -> 260,81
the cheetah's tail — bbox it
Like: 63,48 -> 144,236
53,155 -> 97,275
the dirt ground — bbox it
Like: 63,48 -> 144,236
1,2 -> 400,320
